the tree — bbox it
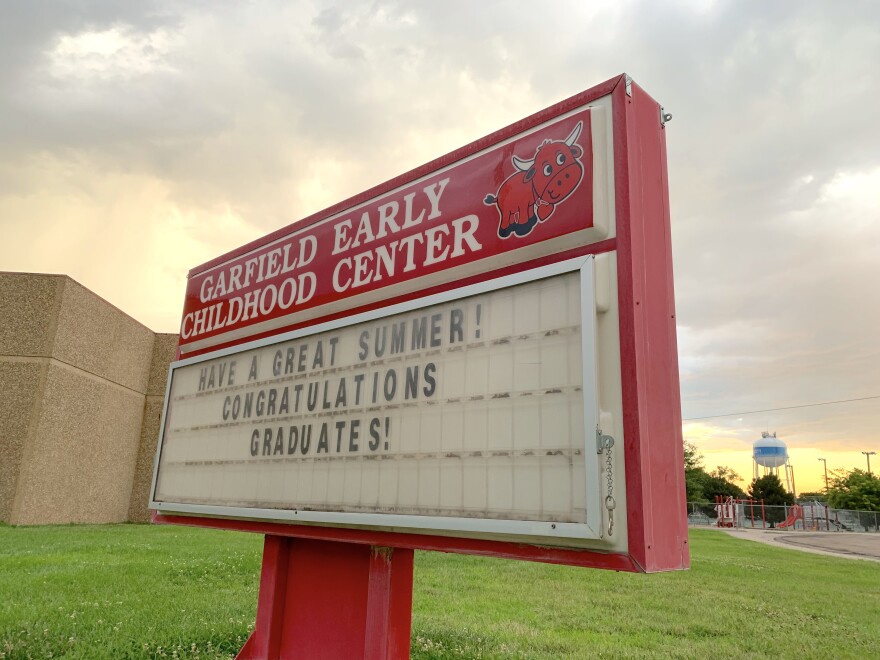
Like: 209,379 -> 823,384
701,473 -> 746,501
710,466 -> 741,482
684,441 -> 706,502
797,491 -> 827,503
748,474 -> 794,504
682,443 -> 746,502
825,469 -> 880,512
748,474 -> 794,526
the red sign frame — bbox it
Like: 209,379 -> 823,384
179,108 -> 599,353
155,72 -> 685,562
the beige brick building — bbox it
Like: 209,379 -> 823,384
0,272 -> 177,525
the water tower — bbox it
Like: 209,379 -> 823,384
753,432 -> 794,493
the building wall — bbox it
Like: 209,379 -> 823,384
0,360 -> 48,523
0,274 -> 64,524
128,333 -> 178,522
0,272 -> 178,525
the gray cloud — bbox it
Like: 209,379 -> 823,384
1,0 -> 878,458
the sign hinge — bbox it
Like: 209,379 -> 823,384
625,75 -> 633,97
596,428 -> 614,454
660,106 -> 673,125
597,427 -> 617,536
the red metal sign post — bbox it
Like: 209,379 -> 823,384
236,538 -> 413,659
150,74 -> 688,658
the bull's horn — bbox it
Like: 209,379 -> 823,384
512,155 -> 534,171
564,121 -> 583,147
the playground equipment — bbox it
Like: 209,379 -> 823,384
777,501 -> 838,531
714,496 -> 766,529
715,497 -> 737,527
777,504 -> 803,529
713,496 -> 841,530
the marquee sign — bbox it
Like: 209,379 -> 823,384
151,75 -> 688,576
177,105 -> 612,354
154,259 -> 606,540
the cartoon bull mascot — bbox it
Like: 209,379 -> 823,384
484,121 -> 585,238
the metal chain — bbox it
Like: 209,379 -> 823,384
604,442 -> 615,536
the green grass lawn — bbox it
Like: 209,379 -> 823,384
1,524 -> 877,659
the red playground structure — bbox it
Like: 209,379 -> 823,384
714,496 -> 837,530
715,496 -> 766,529
777,504 -> 805,529
776,503 -> 835,530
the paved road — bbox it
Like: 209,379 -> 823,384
723,528 -> 880,562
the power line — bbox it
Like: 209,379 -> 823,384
682,394 -> 880,422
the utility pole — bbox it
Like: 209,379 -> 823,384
862,451 -> 876,476
818,457 -> 829,492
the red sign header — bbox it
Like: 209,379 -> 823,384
180,107 -> 595,350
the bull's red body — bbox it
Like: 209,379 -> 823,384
486,121 -> 586,238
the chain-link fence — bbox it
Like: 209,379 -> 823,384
687,501 -> 880,532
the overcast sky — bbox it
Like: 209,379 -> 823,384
2,0 -> 878,491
